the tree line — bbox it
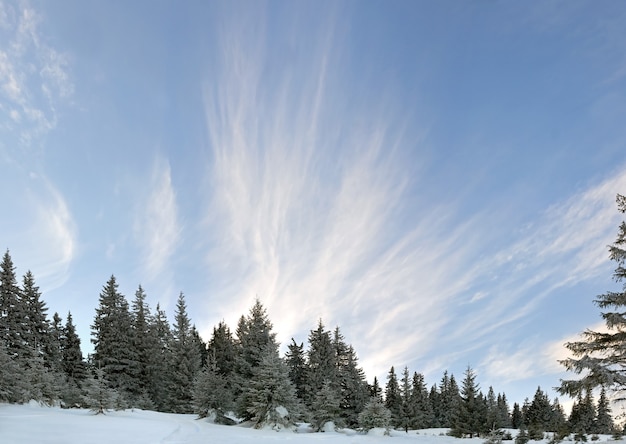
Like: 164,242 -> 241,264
0,249 -> 618,434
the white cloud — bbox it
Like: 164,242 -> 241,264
0,0 -> 72,150
199,4 -> 626,384
133,156 -> 180,284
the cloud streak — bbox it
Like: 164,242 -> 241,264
133,156 -> 181,287
199,4 -> 626,384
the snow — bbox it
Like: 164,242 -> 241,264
0,403 -> 620,444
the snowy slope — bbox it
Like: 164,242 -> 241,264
0,403 -> 617,444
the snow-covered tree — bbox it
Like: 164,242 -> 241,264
385,366 -> 402,426
91,275 -> 136,405
559,195 -> 626,399
285,338 -> 307,400
595,388 -> 614,434
192,364 -> 232,421
311,378 -> 342,430
305,320 -> 335,406
242,347 -> 300,429
169,292 -> 201,413
450,366 -> 482,438
147,303 -> 173,411
411,371 -> 434,429
359,397 -> 392,432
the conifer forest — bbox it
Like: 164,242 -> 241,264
1,195 -> 625,438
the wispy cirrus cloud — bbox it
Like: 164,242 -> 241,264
133,156 -> 180,288
199,4 -> 626,383
0,0 -> 73,149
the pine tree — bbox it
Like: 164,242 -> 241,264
485,386 -> 499,431
147,303 -> 172,411
305,319 -> 335,407
60,311 -> 87,407
370,376 -> 383,400
550,398 -> 567,435
285,338 -> 307,400
0,341 -> 19,401
21,270 -> 48,356
385,366 -> 402,427
559,194 -> 626,398
242,347 -> 300,429
207,320 -> 236,378
569,390 -> 596,434
398,366 -> 413,432
595,388 -> 614,434
311,378 -> 342,430
410,372 -> 434,429
169,292 -> 201,413
129,285 -> 153,407
192,364 -> 232,421
437,371 -> 460,428
497,393 -> 511,428
0,251 -> 27,361
333,331 -> 368,427
359,397 -> 392,432
511,402 -> 523,429
90,275 -> 136,405
525,387 -> 553,432
234,299 -> 279,420
450,366 -> 481,438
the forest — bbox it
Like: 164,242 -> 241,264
0,248 -> 619,439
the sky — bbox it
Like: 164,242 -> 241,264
1,0 -> 626,409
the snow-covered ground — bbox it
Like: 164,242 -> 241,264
0,403 -> 617,444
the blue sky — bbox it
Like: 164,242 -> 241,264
2,0 -> 626,407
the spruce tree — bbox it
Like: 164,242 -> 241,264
147,303 -> 173,411
333,331 -> 368,427
411,372 -> 434,429
285,338 -> 307,400
169,292 -> 201,413
311,378 -> 342,430
450,366 -> 481,438
398,367 -> 413,432
359,397 -> 392,432
21,270 -> 48,356
384,366 -> 402,426
595,388 -> 614,434
305,319 -> 335,407
511,402 -> 523,429
242,347 -> 300,429
370,376 -> 383,400
0,250 -> 27,360
192,364 -> 232,421
525,387 -> 553,432
234,299 -> 279,420
129,285 -> 153,407
207,320 -> 236,377
559,194 -> 626,398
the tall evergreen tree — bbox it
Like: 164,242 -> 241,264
147,303 -> 172,411
559,194 -> 626,398
595,388 -> 614,434
62,312 -> 87,381
234,299 -> 279,420
129,285 -> 153,406
385,366 -> 402,426
525,387 -> 553,432
242,347 -> 300,429
305,319 -> 335,407
370,376 -> 383,400
411,372 -> 434,429
0,251 -> 27,360
450,366 -> 481,438
90,275 -> 136,405
285,338 -> 307,400
511,402 -> 523,429
21,270 -> 48,356
497,393 -> 512,428
169,292 -> 201,413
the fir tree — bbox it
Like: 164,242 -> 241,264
62,312 -> 87,381
359,397 -> 392,432
370,376 -> 383,400
559,195 -> 626,398
334,335 -> 369,427
595,388 -> 614,434
234,299 -> 280,420
398,366 -> 413,432
90,275 -> 136,405
129,285 -> 153,406
305,319 -> 335,407
21,270 -> 48,356
385,366 -> 402,426
410,372 -> 434,429
147,303 -> 172,411
450,365 -> 481,438
285,338 -> 307,400
207,320 -> 236,377
525,387 -> 553,432
192,364 -> 232,421
511,402 -> 523,429
242,347 -> 300,429
311,378 -> 342,430
0,250 -> 27,360
169,292 -> 201,413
